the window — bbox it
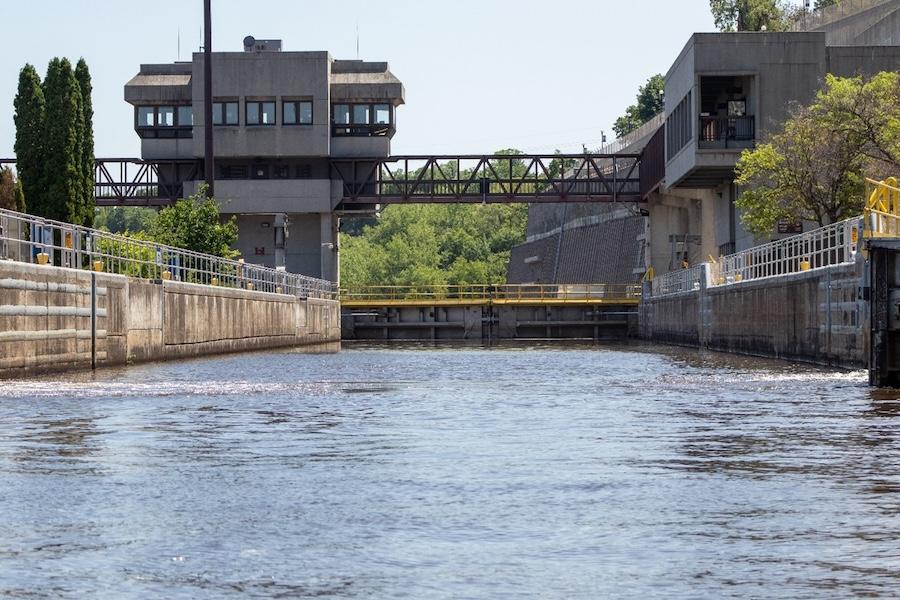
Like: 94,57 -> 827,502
178,106 -> 193,126
283,100 -> 313,125
213,101 -> 239,125
333,104 -> 350,125
137,106 -> 154,127
353,104 -> 370,125
157,106 -> 174,127
331,103 -> 393,136
247,101 -> 276,125
374,104 -> 390,125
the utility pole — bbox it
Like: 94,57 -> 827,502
203,0 -> 214,196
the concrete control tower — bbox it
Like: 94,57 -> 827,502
124,37 -> 405,281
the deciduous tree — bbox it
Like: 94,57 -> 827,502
150,185 -> 238,258
734,73 -> 899,236
709,0 -> 793,31
613,74 -> 664,138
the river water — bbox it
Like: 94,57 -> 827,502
0,344 -> 897,598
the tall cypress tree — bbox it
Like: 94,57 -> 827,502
13,64 -> 46,217
42,58 -> 84,224
75,59 -> 95,227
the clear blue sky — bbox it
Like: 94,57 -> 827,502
1,1 -> 724,158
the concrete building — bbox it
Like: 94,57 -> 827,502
509,0 -> 900,283
125,37 -> 404,281
645,0 -> 900,273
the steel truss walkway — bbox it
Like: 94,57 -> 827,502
2,154 -> 643,207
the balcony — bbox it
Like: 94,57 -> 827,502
698,115 -> 755,150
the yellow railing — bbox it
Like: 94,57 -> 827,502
864,177 -> 900,238
340,283 -> 642,305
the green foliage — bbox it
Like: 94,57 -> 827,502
75,59 -> 95,227
341,149 -> 535,287
149,185 -> 239,258
613,74 -> 664,138
14,58 -> 94,226
13,179 -> 26,213
735,72 -> 899,235
709,0 -> 793,31
0,167 -> 15,211
41,58 -> 85,224
815,0 -> 840,8
13,64 -> 45,217
341,202 -> 528,287
95,206 -> 158,234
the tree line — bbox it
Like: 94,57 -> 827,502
11,59 -> 95,226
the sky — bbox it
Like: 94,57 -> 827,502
1,0 -> 724,159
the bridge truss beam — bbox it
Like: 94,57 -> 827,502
330,154 -> 642,207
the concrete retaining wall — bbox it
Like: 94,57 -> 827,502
640,262 -> 866,368
0,261 -> 340,378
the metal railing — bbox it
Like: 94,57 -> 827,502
698,116 -> 756,147
650,264 -> 707,296
864,177 -> 900,238
340,283 -> 642,304
0,206 -> 337,299
710,217 -> 860,285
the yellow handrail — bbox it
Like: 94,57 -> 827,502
864,177 -> 900,238
339,283 -> 642,304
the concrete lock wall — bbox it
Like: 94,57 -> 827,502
0,261 -> 340,378
640,262 -> 866,368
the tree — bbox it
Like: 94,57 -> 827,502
815,0 -> 840,9
13,64 -> 45,217
0,167 -> 16,211
75,59 -> 95,227
734,73 -> 899,235
42,58 -> 85,224
95,206 -> 158,234
613,74 -> 664,138
813,72 -> 900,170
150,185 -> 238,258
709,0 -> 792,32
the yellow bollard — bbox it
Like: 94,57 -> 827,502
734,274 -> 743,282
92,260 -> 104,272
800,261 -> 810,271
36,253 -> 49,265
161,270 -> 172,281
246,283 -> 255,291
210,277 -> 219,286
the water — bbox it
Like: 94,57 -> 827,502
0,343 -> 897,599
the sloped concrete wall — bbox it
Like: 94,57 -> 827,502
0,261 -> 339,378
639,262 -> 866,368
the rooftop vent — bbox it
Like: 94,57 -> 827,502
243,36 -> 282,52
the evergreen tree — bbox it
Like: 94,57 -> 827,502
13,64 -> 46,217
613,74 -> 665,138
75,59 -> 95,227
42,58 -> 84,223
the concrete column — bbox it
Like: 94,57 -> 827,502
700,190 -> 719,261
320,213 -> 338,283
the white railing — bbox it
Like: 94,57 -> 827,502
650,217 -> 861,297
0,207 -> 338,300
710,217 -> 860,286
651,264 -> 707,296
